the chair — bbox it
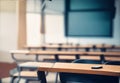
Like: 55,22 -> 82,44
72,59 -> 102,64
59,59 -> 119,83
10,68 -> 38,83
105,61 -> 120,65
9,63 -> 38,83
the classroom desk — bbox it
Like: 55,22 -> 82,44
24,44 -> 120,51
37,62 -> 120,83
10,50 -> 120,62
24,44 -> 93,51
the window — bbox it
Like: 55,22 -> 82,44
26,0 -> 66,45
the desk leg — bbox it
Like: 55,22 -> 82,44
119,76 -> 120,83
55,54 -> 59,62
75,54 -> 80,59
85,48 -> 90,52
35,54 -> 39,62
100,55 -> 105,63
0,79 -> 2,83
55,72 -> 59,83
37,71 -> 47,83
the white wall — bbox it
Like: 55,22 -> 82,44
0,12 -> 18,62
0,0 -> 18,62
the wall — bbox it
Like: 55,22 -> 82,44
0,0 -> 18,62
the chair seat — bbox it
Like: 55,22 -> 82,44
13,71 -> 37,78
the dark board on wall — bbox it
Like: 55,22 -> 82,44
65,0 -> 115,37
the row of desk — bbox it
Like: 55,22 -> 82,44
24,44 -> 120,52
18,62 -> 120,83
10,50 -> 120,62
9,49 -> 120,83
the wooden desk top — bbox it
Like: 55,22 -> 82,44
38,62 -> 120,76
19,62 -> 54,68
10,50 -> 29,54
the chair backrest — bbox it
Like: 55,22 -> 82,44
59,59 -> 119,83
105,61 -> 120,65
72,59 -> 102,64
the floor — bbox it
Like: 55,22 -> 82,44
1,72 -> 60,83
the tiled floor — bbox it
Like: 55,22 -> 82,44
1,72 -> 60,83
